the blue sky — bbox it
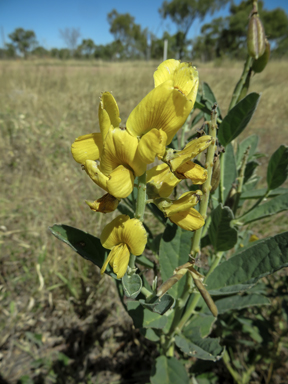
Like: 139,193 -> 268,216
1,0 -> 288,49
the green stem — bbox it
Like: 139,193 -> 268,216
222,350 -> 242,384
219,151 -> 225,204
232,146 -> 250,214
177,251 -> 223,331
229,55 -> 253,111
190,108 -> 218,257
129,171 -> 147,270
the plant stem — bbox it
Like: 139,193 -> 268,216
190,107 -> 218,257
229,55 -> 253,111
177,252 -> 223,332
233,146 -> 250,214
222,350 -> 242,384
129,171 -> 147,270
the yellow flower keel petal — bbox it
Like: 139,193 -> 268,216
169,208 -> 205,232
71,133 -> 103,164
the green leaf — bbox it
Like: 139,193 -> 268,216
218,93 -> 261,146
122,274 -> 142,299
127,301 -> 168,329
240,193 -> 288,225
240,187 -> 288,199
212,294 -> 270,314
150,356 -> 189,384
223,143 -> 237,203
159,223 -> 191,298
206,231 -> 288,295
236,134 -> 259,168
202,82 -> 222,118
183,313 -> 216,338
244,160 -> 259,183
209,205 -> 238,252
140,294 -> 175,315
147,203 -> 167,226
136,254 -> 154,268
139,327 -> 160,342
175,332 -> 224,361
49,224 -> 115,277
267,145 -> 288,190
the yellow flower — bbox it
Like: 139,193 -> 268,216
154,191 -> 204,231
175,161 -> 207,184
164,135 -> 213,171
100,215 -> 147,278
85,193 -> 119,213
126,59 -> 199,144
72,92 -> 168,199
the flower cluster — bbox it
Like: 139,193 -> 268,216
71,59 -> 211,278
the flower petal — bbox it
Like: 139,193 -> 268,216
86,193 -> 119,213
146,163 -> 180,198
160,190 -> 202,217
100,243 -> 130,279
100,215 -> 147,255
175,161 -> 208,184
84,160 -> 108,191
107,165 -> 135,199
154,59 -> 199,102
126,80 -> 193,144
154,59 -> 181,87
169,208 -> 205,231
136,129 -> 167,164
99,92 -> 121,139
168,135 -> 212,171
99,127 -> 145,177
71,133 -> 103,164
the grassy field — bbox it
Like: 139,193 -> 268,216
0,59 -> 287,383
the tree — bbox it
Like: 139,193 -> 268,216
159,0 -> 229,58
78,39 -> 95,58
107,9 -> 148,58
59,27 -> 81,55
8,28 -> 37,58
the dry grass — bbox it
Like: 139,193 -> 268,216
0,58 -> 287,383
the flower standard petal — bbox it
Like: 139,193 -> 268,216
154,59 -> 181,87
126,80 -> 193,144
71,133 -> 103,164
136,129 -> 167,165
98,92 -> 121,139
169,208 -> 205,231
100,215 -> 147,255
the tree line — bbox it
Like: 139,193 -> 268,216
1,0 -> 288,61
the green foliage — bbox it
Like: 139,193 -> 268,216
218,93 -> 261,146
150,356 -> 190,384
206,232 -> 288,295
267,145 -> 288,191
8,28 -> 37,57
208,205 -> 238,252
122,273 -> 142,298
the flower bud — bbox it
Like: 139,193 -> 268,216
247,7 -> 266,60
252,39 -> 270,73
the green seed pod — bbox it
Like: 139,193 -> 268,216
247,12 -> 266,59
252,39 -> 270,73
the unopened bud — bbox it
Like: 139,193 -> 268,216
252,39 -> 270,73
247,6 -> 266,60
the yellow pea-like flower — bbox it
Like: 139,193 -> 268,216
146,163 -> 180,199
154,191 -> 204,232
100,215 -> 147,278
126,59 -> 199,144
